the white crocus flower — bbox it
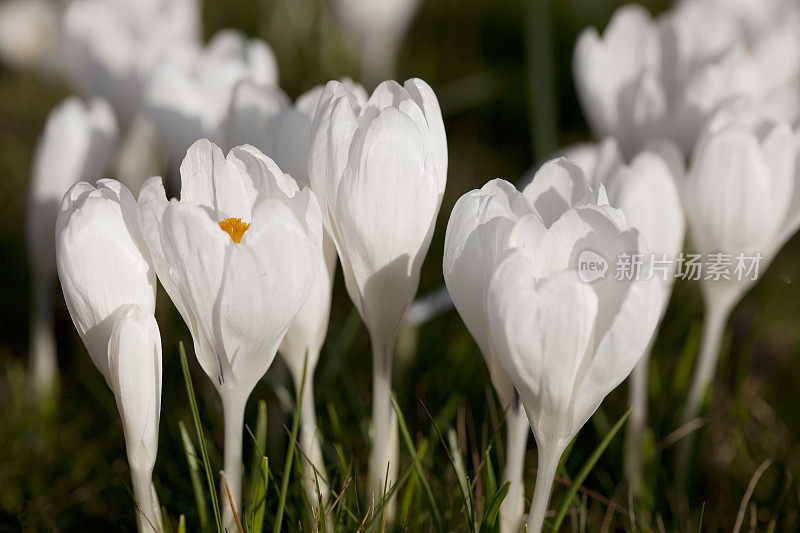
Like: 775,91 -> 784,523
309,78 -> 446,508
108,304 -> 163,532
675,115 -> 800,482
562,137 -> 685,494
0,0 -> 59,73
574,2 -> 800,157
444,159 -> 609,532
28,98 -> 117,396
56,179 -> 156,382
138,139 -> 322,528
573,4 -> 665,158
485,163 -> 662,532
328,0 -> 422,86
63,0 -> 201,127
225,80 -> 357,510
144,29 -> 278,172
55,179 -> 160,530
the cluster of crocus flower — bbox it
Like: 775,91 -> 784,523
10,0 -> 800,530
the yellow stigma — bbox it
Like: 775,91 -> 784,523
218,217 -> 250,243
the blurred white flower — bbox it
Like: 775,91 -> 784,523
144,30 -> 278,170
138,139 -> 322,527
329,0 -> 422,85
676,116 -> 799,481
573,5 -> 665,157
0,0 -> 58,72
309,77 -> 446,506
63,0 -> 201,126
108,304 -> 163,531
574,2 -> 800,157
486,169 -> 661,531
29,98 -> 117,395
56,179 -> 156,384
114,111 -> 166,195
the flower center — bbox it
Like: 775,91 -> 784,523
218,217 -> 250,243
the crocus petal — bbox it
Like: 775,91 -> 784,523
333,107 -> 438,340
56,180 -> 156,383
488,255 -> 598,442
108,304 -> 162,470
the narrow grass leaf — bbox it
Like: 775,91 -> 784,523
391,393 -> 444,532
447,426 -> 474,522
478,481 -> 510,533
179,342 -> 223,532
551,408 -> 632,530
246,400 -> 267,511
179,420 -> 208,529
248,457 -> 268,533
273,352 -> 308,533
483,449 -> 497,503
161,507 -> 174,533
177,515 -> 186,533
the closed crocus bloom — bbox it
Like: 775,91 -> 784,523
56,179 -> 156,384
676,115 -> 799,482
144,30 -> 278,171
309,77 -> 446,506
28,98 -> 117,396
487,196 -> 661,533
108,304 -> 163,531
138,139 -> 322,527
564,137 -> 685,494
573,4 -> 666,158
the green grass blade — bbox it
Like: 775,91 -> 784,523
551,408 -> 632,530
177,515 -> 186,533
179,341 -> 223,532
273,351 -> 308,533
399,437 -> 428,517
179,420 -> 209,530
365,459 -> 416,530
482,449 -> 497,509
478,481 -> 510,533
391,393 -> 443,532
246,400 -> 267,512
161,507 -> 174,533
251,457 -> 269,533
447,427 -> 474,524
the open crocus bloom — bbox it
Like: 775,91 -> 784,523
559,137 -> 685,493
443,159 -> 610,532
138,138 -> 322,526
486,166 -> 662,531
56,179 -> 156,385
